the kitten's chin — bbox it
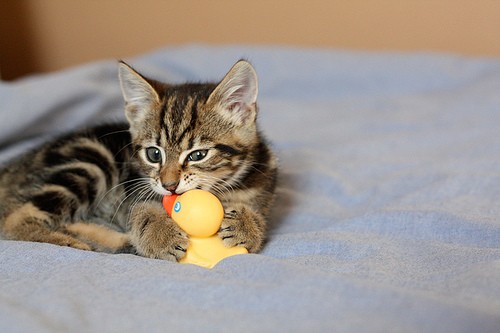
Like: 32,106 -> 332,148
152,186 -> 170,196
150,180 -> 189,196
150,181 -> 171,196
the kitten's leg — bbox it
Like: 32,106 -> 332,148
2,203 -> 92,251
219,204 -> 266,253
128,201 -> 189,261
63,222 -> 132,253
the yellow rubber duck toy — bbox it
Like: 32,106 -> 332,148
162,189 -> 248,268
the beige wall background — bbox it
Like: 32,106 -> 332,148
1,0 -> 500,80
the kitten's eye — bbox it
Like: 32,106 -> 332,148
145,147 -> 162,164
187,150 -> 208,162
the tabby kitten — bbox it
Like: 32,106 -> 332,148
0,60 -> 277,261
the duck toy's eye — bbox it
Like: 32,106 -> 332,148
174,201 -> 181,213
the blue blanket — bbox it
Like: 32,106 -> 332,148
1,45 -> 499,332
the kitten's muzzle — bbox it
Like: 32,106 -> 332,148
163,181 -> 179,194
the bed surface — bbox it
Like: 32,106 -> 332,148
1,45 -> 499,332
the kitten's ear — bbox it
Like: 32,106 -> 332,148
118,61 -> 160,126
208,60 -> 258,126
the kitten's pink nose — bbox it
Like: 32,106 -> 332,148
163,182 -> 179,193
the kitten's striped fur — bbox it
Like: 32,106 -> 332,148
0,60 -> 277,261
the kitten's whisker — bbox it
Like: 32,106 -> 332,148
197,174 -> 241,197
97,129 -> 130,140
246,163 -> 274,179
95,178 -> 151,208
128,185 -> 155,215
110,181 -> 151,224
114,142 -> 135,159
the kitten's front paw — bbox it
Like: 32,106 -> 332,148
135,220 -> 189,261
130,203 -> 189,262
219,207 -> 265,253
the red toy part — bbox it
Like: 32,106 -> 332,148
162,194 -> 179,216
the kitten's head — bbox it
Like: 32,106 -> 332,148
118,60 -> 259,197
